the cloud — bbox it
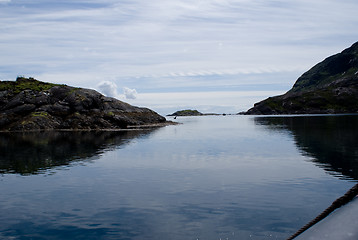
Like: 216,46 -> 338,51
123,87 -> 137,100
145,65 -> 306,79
2,0 -> 357,81
1,0 -> 358,111
97,81 -> 119,98
96,81 -> 137,100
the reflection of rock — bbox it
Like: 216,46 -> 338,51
254,115 -> 358,180
0,130 -> 156,175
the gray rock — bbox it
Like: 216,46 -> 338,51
0,77 -> 167,131
6,104 -> 36,115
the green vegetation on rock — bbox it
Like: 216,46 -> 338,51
31,111 -> 49,118
0,77 -> 61,94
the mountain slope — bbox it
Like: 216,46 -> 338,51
0,77 -> 166,131
246,42 -> 358,114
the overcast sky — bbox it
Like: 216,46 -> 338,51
1,0 -> 358,114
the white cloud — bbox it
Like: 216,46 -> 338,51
0,0 -> 358,111
123,87 -> 137,100
1,0 -> 357,80
97,81 -> 120,98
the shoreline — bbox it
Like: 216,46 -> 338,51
0,121 -> 179,133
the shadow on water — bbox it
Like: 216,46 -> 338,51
254,115 -> 358,180
0,129 -> 158,175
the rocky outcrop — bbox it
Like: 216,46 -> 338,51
245,42 -> 358,115
0,77 -> 166,131
167,109 -> 204,116
167,109 -> 222,116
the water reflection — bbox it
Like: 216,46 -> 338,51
254,115 -> 358,180
0,130 -> 157,175
0,116 -> 356,240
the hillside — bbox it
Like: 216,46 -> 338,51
245,42 -> 358,114
0,77 -> 166,131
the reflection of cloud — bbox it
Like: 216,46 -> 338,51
97,81 -> 119,98
123,87 -> 138,100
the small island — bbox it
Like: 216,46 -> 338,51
168,109 -> 204,116
167,109 -> 224,117
0,77 -> 168,131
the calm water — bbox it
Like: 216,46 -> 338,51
1,115 -> 358,240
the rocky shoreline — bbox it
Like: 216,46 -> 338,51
0,121 -> 178,133
0,77 -> 168,131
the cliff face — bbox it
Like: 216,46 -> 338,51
246,42 -> 358,115
0,77 -> 166,131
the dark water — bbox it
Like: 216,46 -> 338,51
0,115 -> 357,240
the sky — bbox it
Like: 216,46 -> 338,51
1,0 -> 358,115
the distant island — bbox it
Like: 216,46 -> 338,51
0,77 -> 168,131
168,109 -> 224,117
245,41 -> 358,114
168,109 -> 203,116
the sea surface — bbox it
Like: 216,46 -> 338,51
1,114 -> 358,240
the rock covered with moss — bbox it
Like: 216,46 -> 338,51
245,42 -> 358,114
0,77 -> 166,131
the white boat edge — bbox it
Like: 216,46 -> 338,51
295,196 -> 358,240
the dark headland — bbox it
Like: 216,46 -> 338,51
0,77 -> 169,131
245,41 -> 358,115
